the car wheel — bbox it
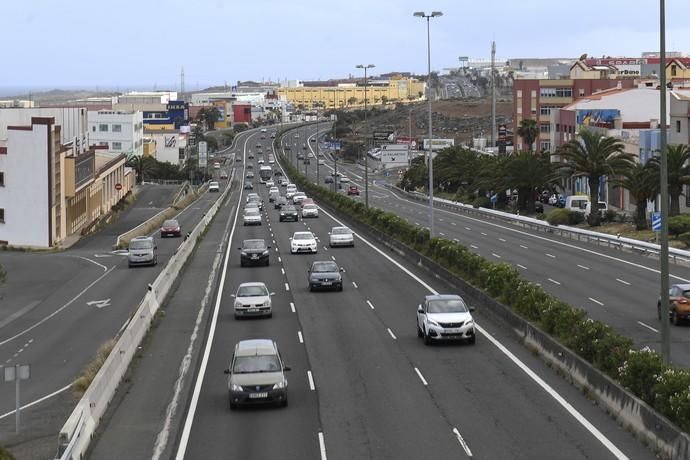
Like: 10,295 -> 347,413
265,259 -> 270,266
672,309 -> 680,326
423,328 -> 432,346
267,312 -> 273,319
128,263 -> 133,268
229,399 -> 237,411
281,398 -> 288,408
468,335 -> 476,345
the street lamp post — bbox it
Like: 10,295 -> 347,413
414,10 -> 442,237
659,0 -> 671,363
356,63 -> 375,208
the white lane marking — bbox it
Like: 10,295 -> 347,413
275,247 -> 279,252
439,218 -> 444,222
517,264 -> 527,270
481,232 -> 487,236
637,321 -> 659,333
578,264 -> 590,270
316,205 -> 631,459
548,278 -> 561,285
73,255 -> 108,272
0,266 -> 116,346
0,383 -> 72,420
298,331 -> 304,343
453,238 -> 460,242
273,239 -> 276,244
366,300 -> 375,310
545,253 -> 556,258
281,268 -> 285,275
518,244 -> 528,249
589,297 -> 604,306
452,427 -> 473,457
491,253 -> 501,259
387,328 -> 397,340
318,432 -> 328,460
616,278 -> 631,286
352,281 -> 358,289
439,232 -> 445,236
290,302 -> 296,313
470,244 -> 479,249
415,222 -> 420,226
278,256 -> 282,263
465,227 -> 471,231
331,256 -> 336,261
285,283 -> 290,291
499,238 -> 506,242
307,370 -> 316,390
414,367 -> 429,386
451,222 -> 457,226
323,246 -> 328,251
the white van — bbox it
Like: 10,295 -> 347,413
585,201 -> 608,217
565,196 -> 589,213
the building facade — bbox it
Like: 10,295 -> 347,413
0,107 -> 88,146
88,110 -> 144,156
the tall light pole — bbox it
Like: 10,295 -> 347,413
356,64 -> 375,208
414,10 -> 442,237
659,0 -> 670,363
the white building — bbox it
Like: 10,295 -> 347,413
116,91 -> 177,105
88,110 -> 144,156
0,107 -> 88,146
145,129 -> 188,165
670,90 -> 690,146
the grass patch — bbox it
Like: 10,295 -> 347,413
0,446 -> 15,460
72,340 -> 115,399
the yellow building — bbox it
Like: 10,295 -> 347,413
278,76 -> 425,110
667,59 -> 690,82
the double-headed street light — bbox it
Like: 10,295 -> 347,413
414,10 -> 442,237
356,63 -> 375,208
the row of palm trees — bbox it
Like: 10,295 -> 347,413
400,129 -> 690,229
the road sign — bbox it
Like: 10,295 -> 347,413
380,144 -> 409,164
198,141 -> 208,168
115,183 -> 122,191
373,130 -> 394,141
652,212 -> 662,231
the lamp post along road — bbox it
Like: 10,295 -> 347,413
414,10 -> 442,237
659,0 -> 670,363
356,64 -> 375,208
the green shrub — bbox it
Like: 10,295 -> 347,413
0,446 -> 15,460
472,196 -> 491,209
678,231 -> 690,247
603,210 -> 617,223
618,348 -> 664,404
653,367 -> 690,422
668,215 -> 690,238
545,208 -> 570,225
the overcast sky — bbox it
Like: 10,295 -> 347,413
2,0 -> 690,91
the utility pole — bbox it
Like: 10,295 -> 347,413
659,0 -> 670,363
180,66 -> 185,101
491,41 -> 496,149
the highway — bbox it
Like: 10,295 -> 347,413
293,122 -> 690,369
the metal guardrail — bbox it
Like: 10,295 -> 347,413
389,185 -> 690,267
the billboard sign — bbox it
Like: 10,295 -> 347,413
198,141 -> 208,168
380,144 -> 410,164
422,138 -> 455,150
396,136 -> 417,148
576,109 -> 620,128
373,130 -> 395,141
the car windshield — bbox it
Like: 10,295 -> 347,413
312,262 -> 338,273
304,204 -> 317,210
283,206 -> 296,212
233,355 -> 281,374
332,227 -> 351,235
294,233 -> 314,240
163,220 -> 178,227
244,209 -> 260,216
428,299 -> 468,314
237,285 -> 268,297
243,240 -> 265,250
129,240 -> 152,250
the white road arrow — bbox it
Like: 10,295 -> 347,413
93,254 -> 113,258
86,299 -> 111,309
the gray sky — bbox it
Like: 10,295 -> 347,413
3,0 -> 690,90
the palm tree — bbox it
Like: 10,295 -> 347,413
503,151 -> 554,213
648,144 -> 690,216
555,129 -> 634,226
613,162 -> 658,230
126,154 -> 155,184
516,119 -> 538,151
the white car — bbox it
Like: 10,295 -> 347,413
293,193 -> 307,205
290,231 -> 318,254
268,187 -> 280,202
318,159 -> 325,165
301,204 -> 319,218
340,176 -> 350,183
209,181 -> 220,192
258,159 -> 265,165
416,294 -> 476,345
232,282 -> 274,318
266,180 -> 275,188
329,226 -> 354,247
243,208 -> 262,226
286,184 -> 298,198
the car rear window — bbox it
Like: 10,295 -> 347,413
243,240 -> 266,249
244,209 -> 260,216
332,227 -> 351,235
312,262 -> 338,272
129,240 -> 152,250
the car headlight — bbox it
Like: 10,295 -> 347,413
231,383 -> 242,392
240,251 -> 247,256
262,250 -> 269,255
263,300 -> 271,307
427,319 -> 440,327
234,301 -> 243,308
272,379 -> 287,390
280,212 -> 285,216
466,319 -> 474,327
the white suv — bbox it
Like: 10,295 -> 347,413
417,294 -> 476,345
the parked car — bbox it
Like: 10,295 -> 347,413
232,283 -> 274,319
416,294 -> 476,345
290,231 -> 318,254
243,208 -> 262,226
160,219 -> 181,238
275,196 -> 288,210
347,185 -> 360,196
301,203 -> 319,218
209,181 -> 220,192
328,226 -> 354,247
308,260 -> 343,291
128,236 -> 158,268
658,283 -> 690,325
279,205 -> 299,222
239,239 -> 271,267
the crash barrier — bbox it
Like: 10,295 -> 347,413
55,170 -> 234,459
390,185 -> 690,266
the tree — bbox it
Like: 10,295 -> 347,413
126,154 -> 156,183
648,144 -> 690,216
503,151 -> 555,213
197,107 -> 221,130
516,119 -> 538,151
613,162 -> 658,230
555,129 -> 634,226
347,97 -> 358,107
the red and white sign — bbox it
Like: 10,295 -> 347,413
115,183 -> 122,191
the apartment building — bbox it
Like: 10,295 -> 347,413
88,110 -> 144,156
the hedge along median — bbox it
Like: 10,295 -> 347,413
279,153 -> 690,455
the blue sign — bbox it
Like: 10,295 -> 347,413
490,194 -> 497,204
325,142 -> 341,150
652,212 -> 662,231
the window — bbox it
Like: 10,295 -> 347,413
516,90 -> 522,98
540,124 -> 550,133
99,124 -> 108,132
531,90 -> 537,98
112,124 -> 122,133
92,126 -> 96,132
672,65 -> 677,77
540,141 -> 551,151
540,87 -> 572,98
0,172 -> 4,186
0,208 -> 4,223
579,88 -> 585,97
112,142 -> 122,150
677,120 -> 682,133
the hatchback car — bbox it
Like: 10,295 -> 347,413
246,171 -> 255,179
244,181 -> 254,190
324,176 -> 334,184
658,283 -> 690,325
280,205 -> 299,222
127,236 -> 158,267
220,171 -> 229,179
275,196 -> 288,210
293,193 -> 308,206
290,231 -> 318,254
243,208 -> 262,226
301,203 -> 319,218
160,219 -> 181,238
239,239 -> 271,267
209,181 -> 220,192
232,283 -> 274,319
308,260 -> 344,291
417,294 -> 476,345
329,226 -> 354,247
347,185 -> 360,196
268,187 -> 280,202
266,180 -> 275,188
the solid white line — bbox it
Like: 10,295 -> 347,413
578,264 -> 590,270
281,268 -> 285,275
414,367 -> 429,386
0,383 -> 72,420
387,328 -> 397,340
452,427 -> 473,457
307,370 -> 316,390
366,300 -> 375,310
637,321 -> 659,333
285,283 -> 290,291
499,238 -> 506,242
616,278 -> 631,286
318,432 -> 328,460
298,331 -> 304,343
352,281 -> 358,289
481,232 -> 487,236
465,227 -> 471,231
491,253 -> 501,259
290,302 -> 296,313
73,255 -> 108,272
520,244 -> 528,249
548,278 -> 561,285
589,297 -> 605,306
517,264 -> 527,270
275,247 -> 279,252
545,253 -> 556,258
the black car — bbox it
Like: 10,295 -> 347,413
308,260 -> 344,291
279,205 -> 299,222
324,176 -> 334,184
239,239 -> 271,267
275,196 -> 288,209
